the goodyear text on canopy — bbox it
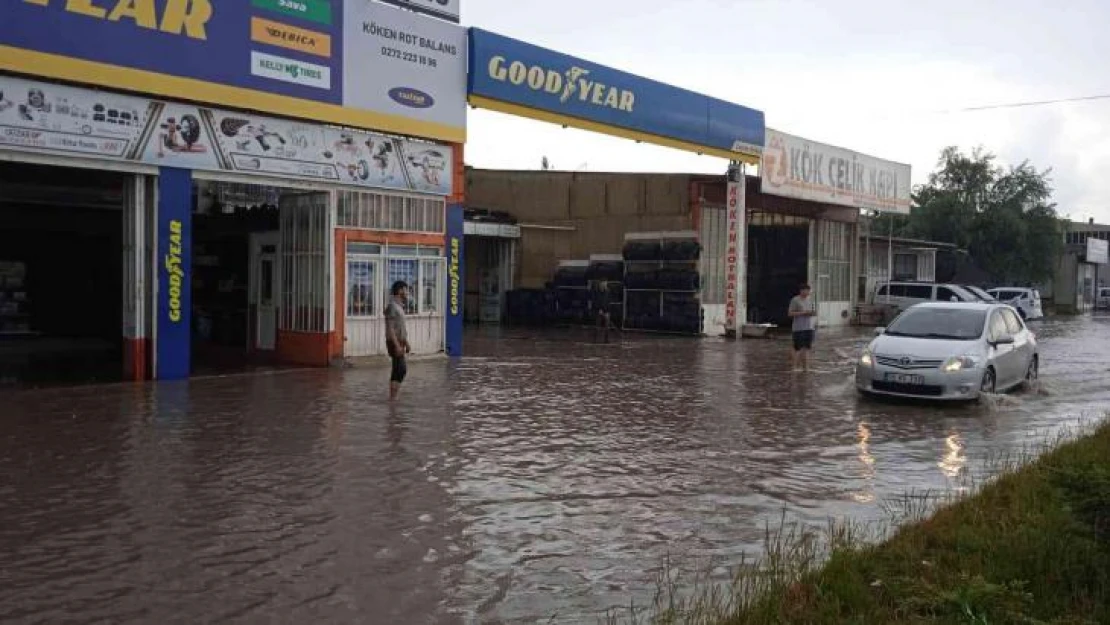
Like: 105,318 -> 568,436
487,56 -> 635,113
22,0 -> 213,40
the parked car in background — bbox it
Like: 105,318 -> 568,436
987,288 -> 1044,320
963,285 -> 997,302
1097,287 -> 1110,310
856,302 -> 1039,401
870,282 -> 979,312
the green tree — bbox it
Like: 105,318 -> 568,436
907,147 -> 1063,285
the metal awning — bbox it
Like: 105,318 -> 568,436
464,221 -> 521,238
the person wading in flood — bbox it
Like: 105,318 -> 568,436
788,283 -> 817,372
592,281 -> 614,344
385,280 -> 411,401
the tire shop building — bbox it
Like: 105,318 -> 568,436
0,0 -> 467,385
462,140 -> 910,334
461,30 -> 912,337
462,28 -> 765,336
1051,220 -> 1109,313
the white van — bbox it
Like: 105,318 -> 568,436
870,282 -> 978,312
987,288 -> 1044,320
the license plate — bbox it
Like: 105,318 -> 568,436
885,372 -> 924,385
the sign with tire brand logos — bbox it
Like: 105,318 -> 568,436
250,16 -> 332,58
1,0 -> 467,143
251,51 -> 332,90
0,75 -> 455,196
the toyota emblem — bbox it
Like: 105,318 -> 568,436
899,356 -> 912,366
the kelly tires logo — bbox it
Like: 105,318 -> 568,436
250,51 -> 331,90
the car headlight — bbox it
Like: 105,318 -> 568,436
859,350 -> 873,367
942,356 -> 979,372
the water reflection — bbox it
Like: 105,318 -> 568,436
938,432 -> 967,481
0,317 -> 1108,623
852,421 -> 876,503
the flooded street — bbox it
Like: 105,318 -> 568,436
2,316 -> 1109,624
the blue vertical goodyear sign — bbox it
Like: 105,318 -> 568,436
157,167 -> 192,380
445,204 -> 465,357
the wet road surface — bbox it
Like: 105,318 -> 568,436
2,315 -> 1109,624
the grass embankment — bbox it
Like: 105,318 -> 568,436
724,422 -> 1110,625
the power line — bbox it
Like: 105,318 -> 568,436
940,93 -> 1110,114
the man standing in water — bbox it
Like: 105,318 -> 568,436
788,283 -> 817,372
592,281 -> 613,344
385,280 -> 411,400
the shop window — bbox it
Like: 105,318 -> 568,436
337,191 -> 445,234
348,242 -> 381,255
386,258 -> 419,314
420,259 -> 442,314
347,257 -> 379,318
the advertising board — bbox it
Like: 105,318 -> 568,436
343,1 -> 467,131
0,0 -> 466,142
761,129 -> 912,214
467,29 -> 765,163
0,75 -> 454,196
1087,237 -> 1109,265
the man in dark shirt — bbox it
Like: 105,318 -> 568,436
385,280 -> 411,400
593,281 -> 613,344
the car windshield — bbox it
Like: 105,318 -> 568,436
885,307 -> 986,340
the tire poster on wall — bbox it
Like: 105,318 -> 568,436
0,75 -> 454,196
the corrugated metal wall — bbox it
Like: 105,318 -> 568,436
466,170 -> 696,288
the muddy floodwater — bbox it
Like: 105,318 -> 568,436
2,315 -> 1109,624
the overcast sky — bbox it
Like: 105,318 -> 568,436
461,0 -> 1110,223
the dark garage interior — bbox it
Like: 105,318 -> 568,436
0,162 -> 125,388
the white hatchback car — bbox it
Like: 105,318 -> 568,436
987,288 -> 1044,320
857,302 -> 1039,401
870,282 -> 979,312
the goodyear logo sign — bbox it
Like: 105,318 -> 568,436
468,28 -> 766,164
449,236 -> 460,316
486,56 -> 635,113
20,0 -> 213,39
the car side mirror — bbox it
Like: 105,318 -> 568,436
874,327 -> 885,336
993,335 -> 1015,346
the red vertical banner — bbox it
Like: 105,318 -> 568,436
724,165 -> 746,332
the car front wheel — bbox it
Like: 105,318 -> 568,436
1025,356 -> 1039,387
980,367 -> 997,395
